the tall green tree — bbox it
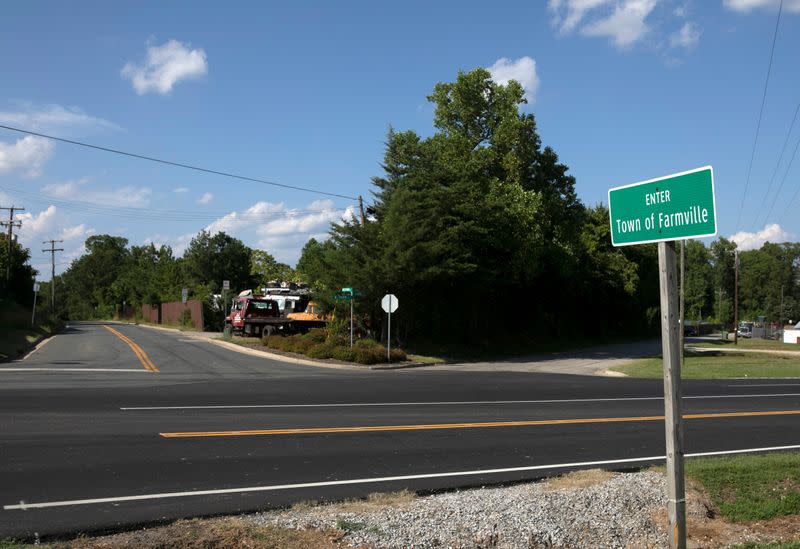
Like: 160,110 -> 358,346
250,249 -> 295,285
182,230 -> 253,294
298,68 -> 653,344
684,239 -> 713,321
0,234 -> 37,306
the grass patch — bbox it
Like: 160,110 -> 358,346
731,543 -> 800,549
686,452 -> 800,522
0,300 -> 62,361
334,518 -> 366,532
692,338 -> 800,352
0,540 -> 44,549
406,354 -> 445,364
37,517 -> 343,548
611,352 -> 800,379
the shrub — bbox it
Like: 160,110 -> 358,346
290,337 -> 315,354
306,328 -> 327,344
326,317 -> 349,338
354,337 -> 381,350
307,343 -> 336,359
390,348 -> 407,361
330,346 -> 356,362
353,346 -> 386,365
179,309 -> 194,329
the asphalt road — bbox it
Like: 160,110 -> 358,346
1,322 -> 799,539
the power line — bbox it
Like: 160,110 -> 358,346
763,129 -> 800,226
0,185 -> 350,222
756,100 -> 800,227
735,0 -> 783,232
0,124 -> 358,201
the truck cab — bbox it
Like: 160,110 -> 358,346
225,290 -> 281,337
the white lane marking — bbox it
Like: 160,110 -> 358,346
4,444 -> 799,510
729,384 -> 800,387
0,368 -> 148,373
119,393 -> 800,411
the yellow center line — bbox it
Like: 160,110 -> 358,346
104,326 -> 159,373
159,409 -> 800,438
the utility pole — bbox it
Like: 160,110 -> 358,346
679,240 -> 685,366
734,249 -> 740,346
718,288 -> 723,340
0,205 -> 25,285
42,239 -> 63,316
358,195 -> 366,226
780,284 -> 784,329
658,241 -> 686,549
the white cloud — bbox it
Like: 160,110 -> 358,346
548,0 -> 613,33
0,103 -> 120,134
730,223 -> 793,251
42,179 -> 152,208
0,136 -> 54,177
670,22 -> 701,49
121,39 -> 208,95
173,187 -> 189,193
674,5 -> 686,17
723,0 -> 800,13
10,205 -> 94,280
197,192 -> 213,205
581,0 -> 658,48
487,57 -> 540,103
59,223 -> 93,241
16,205 -> 59,237
205,201 -> 287,235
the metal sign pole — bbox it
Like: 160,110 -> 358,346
658,241 -> 686,549
31,287 -> 38,327
387,295 -> 392,362
350,296 -> 354,348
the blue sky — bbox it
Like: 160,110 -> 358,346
1,0 -> 799,280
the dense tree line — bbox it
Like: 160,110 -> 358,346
41,230 -> 295,323
0,234 -> 37,308
4,69 -> 799,342
296,69 -> 663,346
295,69 -> 800,346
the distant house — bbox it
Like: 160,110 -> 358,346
784,322 -> 800,345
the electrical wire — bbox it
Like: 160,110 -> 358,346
762,131 -> 800,227
0,185 -> 349,223
735,0 -> 783,232
756,100 -> 800,227
0,124 -> 358,201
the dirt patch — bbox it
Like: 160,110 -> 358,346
651,481 -> 800,548
48,517 -> 349,549
540,468 -> 615,491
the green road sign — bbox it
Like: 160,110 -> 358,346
608,166 -> 716,247
341,287 -> 353,293
334,294 -> 352,301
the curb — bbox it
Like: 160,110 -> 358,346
369,362 -> 436,370
123,322 -> 440,371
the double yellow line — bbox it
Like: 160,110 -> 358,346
159,409 -> 800,438
104,326 -> 159,373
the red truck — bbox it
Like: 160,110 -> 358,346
224,291 -> 287,337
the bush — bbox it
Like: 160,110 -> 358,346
330,346 -> 356,362
326,317 -> 349,338
179,309 -> 193,329
307,343 -> 336,359
306,328 -> 327,344
353,346 -> 386,365
353,337 -> 381,350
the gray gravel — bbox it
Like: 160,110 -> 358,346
249,470 -> 670,548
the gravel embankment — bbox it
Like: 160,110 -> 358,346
250,471 -> 670,548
